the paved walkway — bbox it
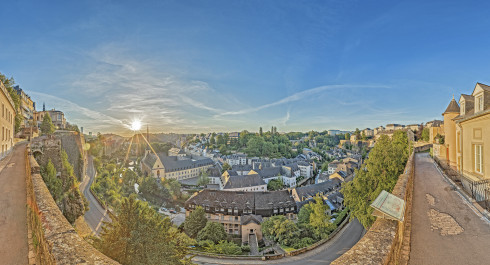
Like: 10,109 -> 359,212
409,153 -> 490,265
0,144 -> 29,265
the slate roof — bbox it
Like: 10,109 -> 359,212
443,98 -> 460,114
185,189 -> 296,213
241,214 -> 263,225
254,167 -> 283,179
141,153 -> 214,172
476,82 -> 490,91
295,179 -> 342,200
223,174 -> 266,189
233,164 -> 252,172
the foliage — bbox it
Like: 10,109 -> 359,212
221,162 -> 232,173
184,206 -> 207,238
333,207 -> 349,227
308,196 -> 333,239
267,178 -> 284,191
262,215 -> 300,246
204,240 -> 242,255
41,113 -> 56,135
197,171 -> 210,187
421,127 -> 430,142
41,159 -> 63,201
95,196 -> 194,265
197,222 -> 227,244
342,131 -> 410,229
292,237 -> 314,249
297,203 -> 313,225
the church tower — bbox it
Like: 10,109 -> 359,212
442,96 -> 460,167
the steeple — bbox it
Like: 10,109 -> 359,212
443,97 -> 460,115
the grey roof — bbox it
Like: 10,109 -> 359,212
241,215 -> 263,225
185,189 -> 296,214
232,164 -> 252,172
295,179 -> 342,200
142,153 -> 213,172
254,167 -> 282,179
443,98 -> 460,114
225,170 -> 239,176
223,174 -> 266,189
476,82 -> 490,92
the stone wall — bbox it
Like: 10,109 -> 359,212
27,146 -> 119,264
331,152 -> 415,265
59,131 -> 86,181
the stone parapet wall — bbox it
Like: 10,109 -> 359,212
332,152 -> 415,265
26,146 -> 119,264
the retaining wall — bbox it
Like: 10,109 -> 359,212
331,151 -> 416,265
26,145 -> 119,264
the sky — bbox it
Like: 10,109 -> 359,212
2,0 -> 490,135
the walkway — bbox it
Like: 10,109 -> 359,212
409,153 -> 490,265
0,144 -> 29,265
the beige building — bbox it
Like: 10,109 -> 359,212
13,85 -> 35,127
141,150 -> 214,180
0,81 -> 15,158
441,83 -> 490,181
34,109 -> 66,129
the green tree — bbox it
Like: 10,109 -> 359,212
41,159 -> 63,201
205,240 -> 242,255
342,131 -> 409,229
197,171 -> 210,187
41,113 -> 56,135
297,204 -> 313,225
197,222 -> 227,244
259,127 -> 263,136
221,162 -> 232,174
184,206 -> 207,238
267,178 -> 284,191
308,195 -> 333,239
344,133 -> 350,141
421,127 -> 430,142
95,196 -> 194,265
262,215 -> 300,246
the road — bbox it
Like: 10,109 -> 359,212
80,155 -> 112,235
409,153 -> 490,265
193,218 -> 365,265
0,143 -> 28,265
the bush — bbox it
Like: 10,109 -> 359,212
205,240 -> 242,255
198,240 -> 214,248
241,245 -> 250,252
292,237 -> 314,249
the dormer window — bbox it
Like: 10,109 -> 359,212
476,95 -> 484,112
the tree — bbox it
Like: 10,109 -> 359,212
205,240 -> 242,255
41,159 -> 63,201
41,113 -> 56,135
421,127 -> 430,142
95,196 -> 194,265
297,204 -> 313,225
344,133 -> 350,140
262,215 -> 300,246
342,131 -> 409,229
308,195 -> 333,239
216,134 -> 225,145
267,178 -> 284,191
221,162 -> 232,174
259,127 -> 263,136
197,171 -> 210,187
197,222 -> 227,244
184,206 -> 207,238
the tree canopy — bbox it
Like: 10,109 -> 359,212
342,131 -> 410,229
183,206 -> 207,238
197,222 -> 227,244
41,113 -> 55,135
95,196 -> 193,265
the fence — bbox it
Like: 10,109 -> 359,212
433,156 -> 490,211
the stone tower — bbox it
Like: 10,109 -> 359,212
442,96 -> 459,167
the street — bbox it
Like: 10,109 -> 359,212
79,155 -> 112,235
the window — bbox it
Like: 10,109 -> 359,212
461,102 -> 465,115
477,95 -> 484,112
475,144 -> 483,174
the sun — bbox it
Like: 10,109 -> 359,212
130,120 -> 142,131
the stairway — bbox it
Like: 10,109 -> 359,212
248,233 -> 259,256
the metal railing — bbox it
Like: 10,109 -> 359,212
434,156 -> 490,211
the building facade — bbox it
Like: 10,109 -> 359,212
0,81 -> 15,158
34,109 -> 66,129
13,85 -> 35,127
141,151 -> 214,180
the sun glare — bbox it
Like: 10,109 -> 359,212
130,120 -> 142,131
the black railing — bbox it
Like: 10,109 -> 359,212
434,156 -> 490,211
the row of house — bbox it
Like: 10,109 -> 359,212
0,80 -> 16,158
185,177 -> 344,243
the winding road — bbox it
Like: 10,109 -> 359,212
79,155 -> 112,235
193,218 -> 365,265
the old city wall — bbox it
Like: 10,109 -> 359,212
59,131 -> 86,181
26,145 -> 119,264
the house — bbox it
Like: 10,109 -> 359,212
185,190 -> 297,242
141,151 -> 214,180
233,164 -> 253,175
226,154 -> 247,166
291,179 -> 342,206
297,161 -> 313,178
13,85 -> 35,127
169,147 -> 186,157
317,171 -> 330,184
329,171 -> 348,182
0,80 -> 15,158
363,128 -> 374,137
442,83 -> 490,182
385,124 -> 404,131
327,160 -> 341,175
34,109 -> 66,129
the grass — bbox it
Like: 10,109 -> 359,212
281,245 -> 296,252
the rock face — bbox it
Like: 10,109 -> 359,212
32,133 -> 87,223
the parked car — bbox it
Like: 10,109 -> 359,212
169,209 -> 177,214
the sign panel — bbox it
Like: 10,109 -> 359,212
371,190 -> 405,222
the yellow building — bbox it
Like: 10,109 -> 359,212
442,97 -> 460,167
13,85 -> 35,127
141,150 -> 214,180
452,83 -> 490,181
0,81 -> 16,158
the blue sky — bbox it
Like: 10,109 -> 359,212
1,0 -> 490,135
